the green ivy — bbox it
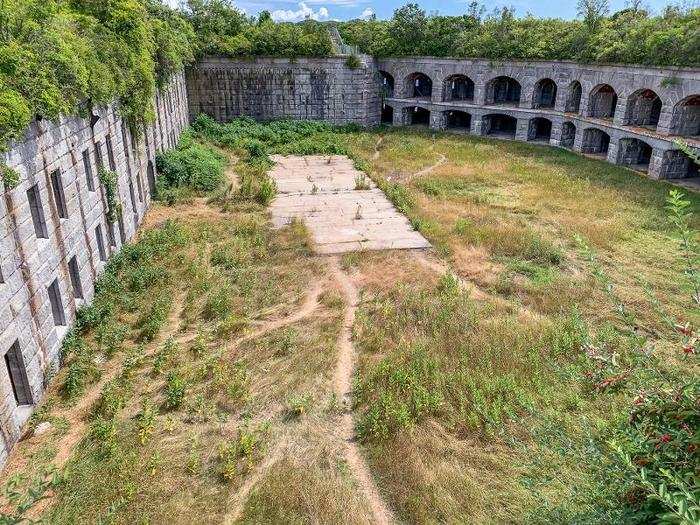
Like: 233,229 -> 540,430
98,167 -> 121,224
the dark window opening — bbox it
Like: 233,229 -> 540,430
617,139 -> 653,172
407,73 -> 432,99
105,134 -> 116,171
486,77 -> 521,106
147,161 -> 156,195
581,128 -> 611,155
624,89 -> 662,129
443,75 -> 474,102
381,104 -> 394,125
95,225 -> 107,262
566,82 -> 582,113
528,118 -> 552,142
82,149 -> 95,192
669,95 -> 700,137
136,172 -> 144,203
408,107 -> 430,126
68,255 -> 83,299
117,212 -> 126,245
94,141 -> 104,170
128,180 -> 138,215
47,278 -> 66,326
27,184 -> 48,239
379,71 -> 395,98
4,341 -> 32,406
533,79 -> 557,109
588,84 -> 618,119
660,149 -> 700,179
445,111 -> 471,131
561,122 -> 576,149
50,169 -> 68,218
107,221 -> 116,247
483,114 -> 518,138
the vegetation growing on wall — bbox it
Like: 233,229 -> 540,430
338,2 -> 700,67
0,0 -> 195,154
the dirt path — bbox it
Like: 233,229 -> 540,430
372,136 -> 384,161
329,257 -> 395,525
414,151 -> 447,178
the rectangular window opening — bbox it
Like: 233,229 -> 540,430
4,341 -> 32,406
106,134 -> 116,171
47,278 -> 66,326
50,169 -> 68,219
117,211 -> 126,245
82,149 -> 95,191
26,184 -> 48,239
107,221 -> 116,247
94,141 -> 104,170
95,225 -> 107,262
68,255 -> 83,299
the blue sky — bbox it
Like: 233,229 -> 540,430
217,0 -> 689,22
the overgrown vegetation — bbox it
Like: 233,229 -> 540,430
338,2 -> 700,67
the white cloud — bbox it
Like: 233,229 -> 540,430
271,2 -> 331,22
360,7 -> 374,19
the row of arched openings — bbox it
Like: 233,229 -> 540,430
378,70 -> 700,137
379,104 -> 698,178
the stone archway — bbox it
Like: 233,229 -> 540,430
381,104 -> 394,125
565,81 -> 582,113
379,71 -> 395,98
561,121 -> 576,148
405,72 -> 433,99
482,114 -> 517,138
444,110 -> 471,131
581,128 -> 611,155
533,79 -> 557,109
485,76 -> 521,106
528,117 -> 552,142
443,75 -> 475,102
623,89 -> 662,129
617,138 -> 653,172
669,95 -> 700,137
588,84 -> 618,119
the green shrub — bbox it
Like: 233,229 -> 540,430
345,54 -> 362,69
155,134 -> 225,196
165,372 -> 186,409
610,381 -> 700,524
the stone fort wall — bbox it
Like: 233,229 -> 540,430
377,57 -> 700,179
0,73 -> 189,465
186,56 -> 381,127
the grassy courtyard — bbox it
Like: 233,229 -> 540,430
1,121 -> 697,524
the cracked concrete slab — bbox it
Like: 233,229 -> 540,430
268,155 -> 431,254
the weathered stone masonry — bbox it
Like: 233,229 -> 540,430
378,57 -> 700,179
186,56 -> 381,126
0,73 -> 188,465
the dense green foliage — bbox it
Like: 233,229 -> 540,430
186,1 -> 332,58
338,3 -> 700,67
154,132 -> 225,203
0,0 -> 195,151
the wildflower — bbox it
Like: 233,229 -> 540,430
674,323 -> 693,336
682,343 -> 695,355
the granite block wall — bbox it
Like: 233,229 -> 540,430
0,73 -> 188,466
186,56 -> 382,127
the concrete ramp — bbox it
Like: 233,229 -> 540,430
268,155 -> 430,255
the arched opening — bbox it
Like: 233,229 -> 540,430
147,160 -> 156,195
617,138 -> 653,172
443,75 -> 475,102
659,149 -> 699,179
528,117 -> 552,142
565,81 -> 582,113
482,114 -> 517,138
379,71 -> 395,98
485,76 -> 521,106
444,110 -> 471,131
669,95 -> 700,137
561,121 -> 576,149
588,84 -> 618,119
581,128 -> 611,156
406,72 -> 433,99
381,104 -> 394,125
533,79 -> 557,109
624,89 -> 662,129
405,106 -> 430,126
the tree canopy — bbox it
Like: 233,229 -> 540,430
337,3 -> 700,67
